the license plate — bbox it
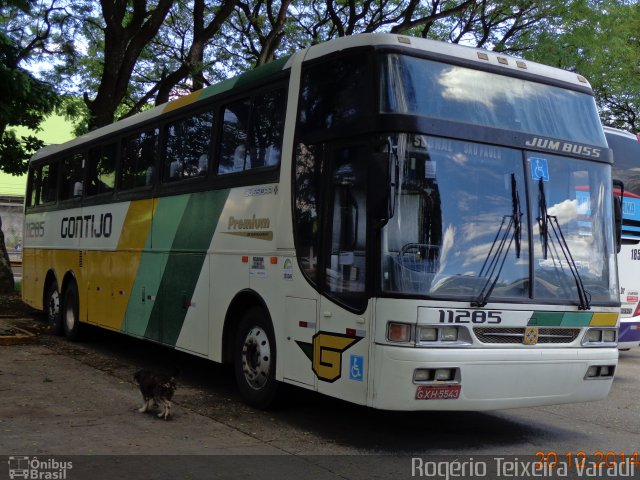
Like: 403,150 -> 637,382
415,384 -> 461,400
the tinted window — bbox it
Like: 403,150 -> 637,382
121,129 -> 159,190
40,163 -> 59,204
60,153 -> 85,201
218,99 -> 250,174
608,131 -> 640,196
294,143 -> 324,286
87,143 -> 117,196
325,145 -> 368,308
298,54 -> 371,135
27,163 -> 59,207
27,168 -> 38,207
217,88 -> 286,175
164,111 -> 213,182
249,89 -> 286,168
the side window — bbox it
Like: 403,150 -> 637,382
87,143 -> 117,196
250,89 -> 286,169
298,55 -> 371,135
217,87 -> 286,176
27,167 -> 39,207
121,128 -> 159,190
218,99 -> 250,174
40,163 -> 59,204
163,111 -> 213,182
60,153 -> 85,201
293,143 -> 324,286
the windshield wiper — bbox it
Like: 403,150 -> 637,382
537,179 -> 591,310
472,174 -> 522,308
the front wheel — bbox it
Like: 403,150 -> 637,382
62,280 -> 82,341
233,307 -> 279,409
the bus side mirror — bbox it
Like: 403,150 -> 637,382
613,179 -> 624,253
370,146 -> 398,228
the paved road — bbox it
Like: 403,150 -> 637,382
1,316 -> 638,479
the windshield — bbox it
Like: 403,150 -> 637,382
380,54 -> 607,147
608,131 -> 640,196
381,134 -> 618,305
528,152 -> 617,304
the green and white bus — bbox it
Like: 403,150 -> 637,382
23,34 -> 620,410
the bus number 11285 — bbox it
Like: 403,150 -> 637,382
438,310 -> 502,324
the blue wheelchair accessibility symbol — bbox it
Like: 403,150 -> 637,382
530,157 -> 550,182
349,355 -> 364,381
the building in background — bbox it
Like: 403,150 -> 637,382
0,195 -> 23,261
0,114 -> 73,262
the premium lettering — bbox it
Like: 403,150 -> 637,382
228,215 -> 270,230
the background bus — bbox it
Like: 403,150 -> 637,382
23,34 -> 620,411
606,126 -> 640,350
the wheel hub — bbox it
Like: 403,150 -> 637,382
241,326 -> 271,390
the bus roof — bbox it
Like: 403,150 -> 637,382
302,33 -> 593,90
604,125 -> 640,142
31,33 -> 595,163
30,55 -> 295,163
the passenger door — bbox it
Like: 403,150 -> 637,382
317,144 -> 371,405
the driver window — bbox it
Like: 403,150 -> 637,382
325,145 -> 368,308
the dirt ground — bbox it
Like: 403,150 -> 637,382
0,293 -> 38,317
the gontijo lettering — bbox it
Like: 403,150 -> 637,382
61,213 -> 113,238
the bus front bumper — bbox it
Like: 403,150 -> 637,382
371,344 -> 618,411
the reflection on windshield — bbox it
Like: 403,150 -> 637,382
381,134 -> 618,305
528,153 -> 616,304
380,54 -> 606,147
381,134 -> 530,300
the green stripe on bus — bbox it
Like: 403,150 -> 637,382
528,311 -> 592,327
199,56 -> 291,101
560,312 -> 593,327
144,189 -> 229,345
124,196 -> 190,337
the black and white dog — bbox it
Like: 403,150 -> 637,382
133,368 -> 179,420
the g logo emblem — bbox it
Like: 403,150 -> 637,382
523,326 -> 539,345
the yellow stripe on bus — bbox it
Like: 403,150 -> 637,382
163,90 -> 202,113
589,312 -> 619,327
88,199 -> 156,331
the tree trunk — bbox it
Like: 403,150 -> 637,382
0,215 -> 15,294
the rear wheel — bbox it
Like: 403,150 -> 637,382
234,307 -> 279,408
62,280 -> 82,341
45,280 -> 63,335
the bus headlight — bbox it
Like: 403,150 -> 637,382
585,329 -> 602,343
417,326 -> 459,342
440,327 -> 459,342
582,328 -> 617,346
386,323 -> 472,346
417,327 -> 438,342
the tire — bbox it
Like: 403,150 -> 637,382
233,307 -> 279,409
62,280 -> 82,341
45,280 -> 63,335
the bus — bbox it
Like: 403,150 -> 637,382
606,126 -> 640,350
22,34 -> 621,411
